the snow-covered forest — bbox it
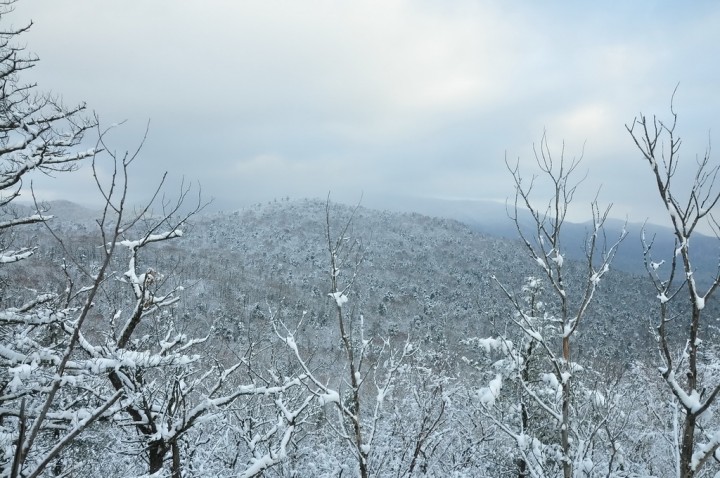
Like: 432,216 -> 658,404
3,3 -> 720,478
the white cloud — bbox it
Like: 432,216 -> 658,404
9,0 -> 720,225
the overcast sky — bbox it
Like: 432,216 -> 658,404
10,1 -> 720,225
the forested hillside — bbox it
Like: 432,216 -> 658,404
19,198 -> 667,363
4,1 -> 720,476
169,199 -> 667,363
6,197 -> 712,476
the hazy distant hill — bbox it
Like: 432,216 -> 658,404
176,199 -> 672,362
13,198 -> 713,366
26,196 -> 719,288
368,195 -> 720,288
13,199 -> 101,224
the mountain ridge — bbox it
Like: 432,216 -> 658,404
12,196 -> 714,365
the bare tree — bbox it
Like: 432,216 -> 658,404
0,0 -> 95,272
627,96 -> 720,478
0,3 -> 102,475
270,200 -> 425,478
474,134 -> 626,477
0,3 -> 95,212
0,6 -> 317,475
53,126 -> 314,478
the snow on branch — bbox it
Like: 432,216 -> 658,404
22,390 -> 124,478
0,213 -> 52,230
664,371 -> 702,414
691,430 -> 720,471
119,229 -> 183,250
329,291 -> 349,308
236,389 -> 311,478
0,247 -> 36,263
477,374 -> 502,407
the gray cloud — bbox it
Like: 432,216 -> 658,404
12,0 -> 720,226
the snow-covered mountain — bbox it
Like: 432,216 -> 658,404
16,197 -> 681,364
363,194 -> 720,288
6,196 -> 717,476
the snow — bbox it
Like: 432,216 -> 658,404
318,390 -> 340,405
696,294 -> 706,310
7,372 -> 23,392
540,373 -> 563,401
284,335 -> 298,353
119,229 -> 183,250
478,374 -> 502,406
552,251 -> 564,267
657,293 -> 670,304
328,291 -> 348,307
568,362 -> 584,372
666,371 -> 703,413
541,373 -> 559,390
0,249 -> 35,263
6,193 -> 719,475
675,237 -> 688,257
526,329 -> 543,342
241,454 -> 277,478
580,457 -> 594,473
9,362 -> 37,380
475,337 -> 503,353
691,430 -> 720,470
591,391 -> 605,407
83,349 -> 200,374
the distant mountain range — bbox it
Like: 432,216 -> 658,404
11,196 -> 717,365
19,196 -> 720,288
6,196 -> 717,476
363,194 -> 719,288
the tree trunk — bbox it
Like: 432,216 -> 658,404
562,380 -> 572,478
561,335 -> 572,478
171,441 -> 182,478
679,414 -> 696,478
679,296 -> 701,477
148,440 -> 166,475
